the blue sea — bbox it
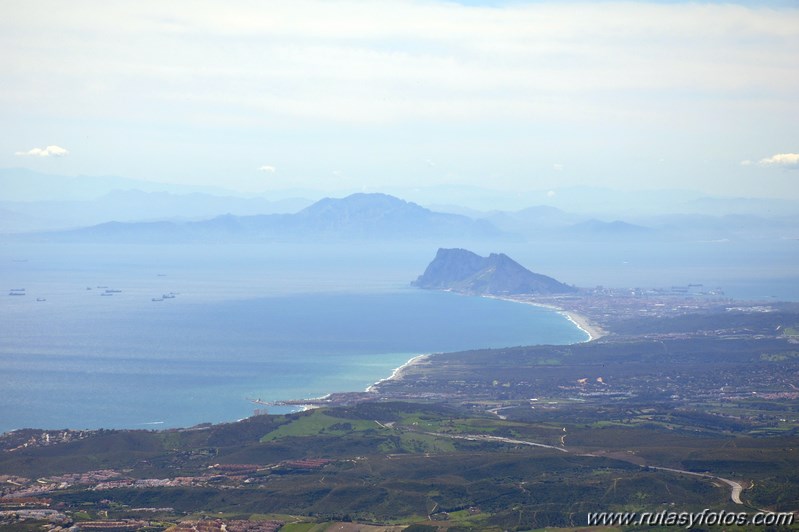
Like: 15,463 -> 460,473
2,238 -> 796,433
0,243 -> 589,433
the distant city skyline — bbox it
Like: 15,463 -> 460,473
2,0 -> 797,199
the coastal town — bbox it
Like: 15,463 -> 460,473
1,286 -> 798,529
2,249 -> 798,530
0,458 -> 333,530
261,287 -> 799,417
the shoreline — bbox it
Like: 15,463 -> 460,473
365,354 -> 430,393
365,294 -> 606,394
483,294 -> 606,342
560,309 -> 606,342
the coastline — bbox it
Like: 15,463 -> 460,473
483,294 -> 606,342
560,309 -> 606,342
365,294 -> 606,394
366,353 -> 430,392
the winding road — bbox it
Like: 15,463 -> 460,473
645,465 -> 744,504
416,428 -> 745,505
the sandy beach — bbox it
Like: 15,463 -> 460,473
366,295 -> 606,394
366,353 -> 430,392
484,294 -> 606,342
560,309 -> 606,341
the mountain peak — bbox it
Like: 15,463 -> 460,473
29,194 -> 504,242
413,248 -> 576,295
292,195 -> 502,239
300,193 -> 422,217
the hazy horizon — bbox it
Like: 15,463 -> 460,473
2,0 -> 797,201
2,3 -> 798,524
3,166 -> 799,217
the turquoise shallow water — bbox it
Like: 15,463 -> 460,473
5,235 -> 793,433
0,289 -> 586,432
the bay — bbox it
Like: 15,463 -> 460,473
0,288 -> 586,433
4,236 -> 794,434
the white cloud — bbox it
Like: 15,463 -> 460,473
740,160 -> 752,166
552,164 -> 564,172
758,153 -> 799,169
547,190 -> 557,198
3,2 -> 797,127
1,1 -> 798,198
15,145 -> 69,157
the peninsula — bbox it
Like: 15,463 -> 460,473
412,247 -> 601,340
2,256 -> 798,530
411,247 -> 577,295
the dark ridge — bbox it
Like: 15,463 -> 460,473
412,248 -> 576,295
14,193 -> 505,242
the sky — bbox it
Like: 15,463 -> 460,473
1,0 -> 798,199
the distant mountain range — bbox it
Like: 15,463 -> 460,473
2,168 -> 798,242
286,193 -> 501,239
0,190 -> 312,233
563,219 -> 653,238
413,248 -> 577,295
19,193 -> 505,243
394,184 -> 799,217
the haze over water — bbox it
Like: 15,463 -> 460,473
2,236 -> 796,433
1,242 -> 590,433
